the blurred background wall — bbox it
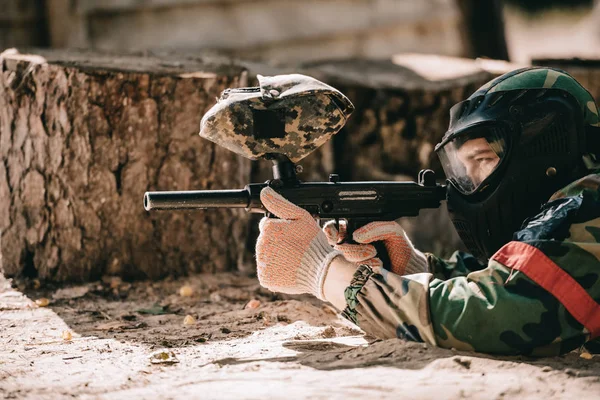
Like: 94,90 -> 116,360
2,0 -> 599,64
47,0 -> 468,64
4,0 -> 466,64
0,0 -> 49,48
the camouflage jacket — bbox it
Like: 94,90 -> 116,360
342,173 -> 600,356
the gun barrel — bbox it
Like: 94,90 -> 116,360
144,189 -> 250,211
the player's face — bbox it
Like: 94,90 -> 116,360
455,138 -> 501,187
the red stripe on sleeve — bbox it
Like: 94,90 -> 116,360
492,241 -> 600,339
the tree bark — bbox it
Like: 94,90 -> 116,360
0,48 -> 251,282
532,58 -> 600,103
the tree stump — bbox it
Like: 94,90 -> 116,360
0,49 -> 251,282
533,58 -> 600,102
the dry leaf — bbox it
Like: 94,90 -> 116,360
245,299 -> 261,309
35,298 -> 50,307
150,350 -> 179,365
179,285 -> 194,297
183,315 -> 196,326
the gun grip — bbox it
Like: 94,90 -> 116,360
371,240 -> 392,271
344,220 -> 393,271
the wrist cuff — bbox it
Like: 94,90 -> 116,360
296,234 -> 341,300
404,249 -> 430,275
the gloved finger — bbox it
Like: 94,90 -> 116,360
322,221 -> 339,245
322,220 -> 348,245
260,187 -> 309,220
352,221 -> 404,244
259,216 -> 268,232
334,242 -> 377,262
258,216 -> 291,238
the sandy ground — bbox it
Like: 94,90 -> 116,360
1,273 -> 599,400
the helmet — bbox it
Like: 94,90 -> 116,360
435,67 -> 600,261
200,74 -> 354,162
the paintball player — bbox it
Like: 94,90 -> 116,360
256,67 -> 600,356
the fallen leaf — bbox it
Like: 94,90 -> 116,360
179,285 -> 194,297
150,350 -> 179,365
245,299 -> 261,309
53,286 -> 90,300
183,315 -> 196,326
35,298 -> 50,307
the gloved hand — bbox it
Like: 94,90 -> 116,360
323,220 -> 429,275
256,187 -> 341,300
323,221 -> 382,268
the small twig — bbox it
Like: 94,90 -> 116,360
99,311 -> 112,320
62,356 -> 83,360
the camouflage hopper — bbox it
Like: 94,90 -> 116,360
200,74 -> 355,162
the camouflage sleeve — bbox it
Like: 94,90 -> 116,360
342,240 -> 596,355
427,251 -> 486,280
342,175 -> 600,355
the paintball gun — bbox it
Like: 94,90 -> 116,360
143,74 -> 446,262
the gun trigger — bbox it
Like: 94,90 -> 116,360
334,218 -> 343,244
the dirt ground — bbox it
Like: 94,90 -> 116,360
1,272 -> 599,400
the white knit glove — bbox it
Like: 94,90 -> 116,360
256,187 -> 341,300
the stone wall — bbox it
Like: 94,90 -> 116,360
0,0 -> 48,49
45,0 -> 467,64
